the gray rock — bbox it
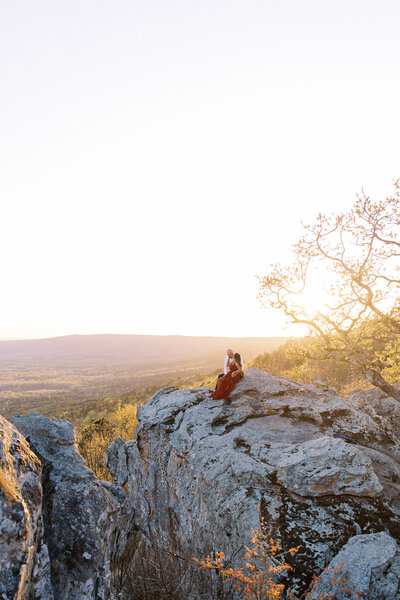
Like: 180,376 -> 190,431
107,368 -> 400,595
0,415 -> 51,599
11,413 -> 127,600
105,436 -> 133,490
29,529 -> 54,600
309,532 -> 400,599
275,435 -> 383,497
350,385 -> 400,441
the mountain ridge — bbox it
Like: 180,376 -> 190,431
0,333 -> 290,363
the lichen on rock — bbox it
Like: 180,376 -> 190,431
106,368 -> 400,595
11,412 -> 128,600
3,368 -> 400,599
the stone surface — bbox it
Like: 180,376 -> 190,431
4,370 -> 400,599
11,413 -> 127,600
350,384 -> 400,441
107,369 -> 400,595
275,435 -> 383,497
30,531 -> 54,600
309,532 -> 400,599
0,415 -> 50,600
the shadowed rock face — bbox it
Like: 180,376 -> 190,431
106,369 -> 400,595
10,413 -> 127,600
0,415 -> 51,600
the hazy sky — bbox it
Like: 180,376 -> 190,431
1,0 -> 400,339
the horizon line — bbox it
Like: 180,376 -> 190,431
0,332 -> 296,342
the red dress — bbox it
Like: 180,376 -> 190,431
211,362 -> 240,400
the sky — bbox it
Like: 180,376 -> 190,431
1,0 -> 400,340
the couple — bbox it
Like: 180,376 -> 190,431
207,348 -> 243,402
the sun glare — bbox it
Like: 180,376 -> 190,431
293,276 -> 334,316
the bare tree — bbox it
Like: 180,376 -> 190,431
258,179 -> 400,400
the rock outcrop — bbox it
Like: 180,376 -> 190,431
310,532 -> 400,600
0,415 -> 48,600
3,369 -> 400,598
4,413 -> 128,600
350,385 -> 400,441
106,369 -> 400,596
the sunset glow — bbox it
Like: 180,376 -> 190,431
294,283 -> 332,317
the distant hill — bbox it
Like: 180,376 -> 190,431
0,334 -> 290,367
0,334 -> 290,418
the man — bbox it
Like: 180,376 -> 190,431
224,348 -> 235,375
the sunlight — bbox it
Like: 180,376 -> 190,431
293,276 -> 333,316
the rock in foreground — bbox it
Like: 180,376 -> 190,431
107,369 -> 400,596
3,368 -> 400,599
310,532 -> 400,600
0,415 -> 48,600
10,413 -> 127,600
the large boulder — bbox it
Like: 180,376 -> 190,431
0,415 -> 51,600
11,413 -> 127,600
106,369 -> 400,595
350,385 -> 400,440
309,532 -> 400,599
274,435 -> 382,497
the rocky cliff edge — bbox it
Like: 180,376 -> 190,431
107,368 -> 400,597
3,369 -> 400,598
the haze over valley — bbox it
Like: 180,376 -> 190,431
0,333 -> 288,418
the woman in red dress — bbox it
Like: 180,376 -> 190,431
209,353 -> 243,401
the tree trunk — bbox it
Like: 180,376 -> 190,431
365,368 -> 400,402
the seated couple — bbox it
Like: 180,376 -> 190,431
207,348 -> 243,402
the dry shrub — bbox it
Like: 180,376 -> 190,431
111,522 -> 361,600
78,403 -> 138,480
193,508 -> 359,600
111,529 -> 234,600
195,512 -> 299,600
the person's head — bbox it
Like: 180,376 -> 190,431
226,348 -> 234,359
234,352 -> 241,365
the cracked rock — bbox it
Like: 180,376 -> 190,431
106,368 -> 400,596
11,413 -> 128,600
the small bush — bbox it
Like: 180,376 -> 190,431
194,511 -> 299,599
78,403 -> 138,480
